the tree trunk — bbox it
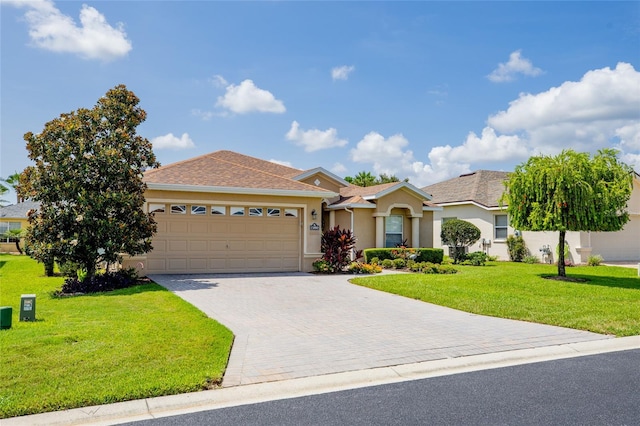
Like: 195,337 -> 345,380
558,231 -> 566,277
14,240 -> 23,255
44,257 -> 55,277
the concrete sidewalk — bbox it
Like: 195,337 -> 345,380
151,272 -> 610,386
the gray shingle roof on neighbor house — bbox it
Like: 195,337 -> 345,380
422,170 -> 510,208
0,200 -> 41,219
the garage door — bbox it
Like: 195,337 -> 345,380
146,204 -> 301,274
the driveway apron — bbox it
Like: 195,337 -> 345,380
150,273 -> 611,387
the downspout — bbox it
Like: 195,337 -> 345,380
345,207 -> 355,260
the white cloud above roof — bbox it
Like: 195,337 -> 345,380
331,65 -> 355,81
151,133 -> 195,150
216,79 -> 285,114
5,0 -> 132,61
487,50 -> 543,83
286,121 -> 348,152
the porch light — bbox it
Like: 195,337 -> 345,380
311,209 -> 318,220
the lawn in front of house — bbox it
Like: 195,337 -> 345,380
0,254 -> 233,419
351,262 -> 640,337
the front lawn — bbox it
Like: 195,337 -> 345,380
0,254 -> 233,419
351,262 -> 640,336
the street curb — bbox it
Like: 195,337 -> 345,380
5,336 -> 639,425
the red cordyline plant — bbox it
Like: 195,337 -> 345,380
320,226 -> 358,272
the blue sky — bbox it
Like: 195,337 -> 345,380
1,1 -> 639,201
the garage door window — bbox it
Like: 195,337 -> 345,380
149,203 -> 165,214
267,208 -> 281,217
191,205 -> 206,215
230,207 -> 245,216
211,206 -> 225,215
285,209 -> 298,217
171,204 -> 186,214
249,207 -> 263,216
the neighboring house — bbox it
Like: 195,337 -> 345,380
124,150 -> 440,275
423,170 -> 640,264
0,200 -> 39,253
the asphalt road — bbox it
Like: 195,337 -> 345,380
123,349 -> 640,426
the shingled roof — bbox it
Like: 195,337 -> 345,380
144,150 -> 334,195
422,170 -> 509,208
0,200 -> 40,219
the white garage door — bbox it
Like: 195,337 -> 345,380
146,204 -> 301,274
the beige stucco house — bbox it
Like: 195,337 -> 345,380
423,170 -> 640,264
124,150 -> 439,274
0,200 -> 38,253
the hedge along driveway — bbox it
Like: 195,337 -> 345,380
152,272 -> 610,387
0,255 -> 233,419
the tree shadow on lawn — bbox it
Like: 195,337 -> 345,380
538,273 -> 640,290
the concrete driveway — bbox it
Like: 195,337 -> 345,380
150,272 -> 611,387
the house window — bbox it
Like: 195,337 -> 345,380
191,205 -> 206,215
249,207 -> 263,217
211,206 -> 225,215
230,207 -> 245,216
284,209 -> 298,217
385,215 -> 403,248
0,222 -> 21,243
170,204 -> 186,214
148,203 -> 165,214
267,208 -> 280,217
495,215 -> 508,240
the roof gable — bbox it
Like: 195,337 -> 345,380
423,170 -> 509,208
144,150 -> 334,195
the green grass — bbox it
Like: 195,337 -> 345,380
351,262 -> 640,337
0,254 -> 233,419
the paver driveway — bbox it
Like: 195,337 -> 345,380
150,273 -> 611,387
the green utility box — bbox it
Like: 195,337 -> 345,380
20,294 -> 36,322
0,306 -> 12,329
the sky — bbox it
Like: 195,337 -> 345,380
1,1 -> 639,203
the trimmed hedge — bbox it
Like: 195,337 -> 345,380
363,248 -> 444,264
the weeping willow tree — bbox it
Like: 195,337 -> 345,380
501,149 -> 633,277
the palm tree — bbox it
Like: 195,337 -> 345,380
0,172 -> 21,205
3,228 -> 25,254
346,171 -> 377,187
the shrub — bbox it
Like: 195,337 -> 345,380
381,259 -> 394,269
588,254 -> 604,266
320,226 -> 357,273
440,219 -> 481,264
523,255 -> 539,264
59,268 -> 139,294
506,235 -> 528,262
436,264 -> 458,274
58,261 -> 81,277
370,257 -> 380,266
312,259 -> 332,273
393,258 -> 406,269
363,248 -> 444,264
465,251 -> 488,266
347,262 -> 382,274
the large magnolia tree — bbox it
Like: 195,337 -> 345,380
19,85 -> 160,279
501,149 -> 633,277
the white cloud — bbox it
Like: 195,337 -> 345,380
434,127 -> 529,163
216,79 -> 285,114
331,162 -> 348,175
347,63 -> 640,185
488,62 -> 640,155
487,50 -> 543,83
269,159 -> 293,167
5,0 -> 131,61
285,121 -> 348,152
151,133 -> 195,150
209,74 -> 228,88
331,65 -> 355,81
349,132 -> 467,186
